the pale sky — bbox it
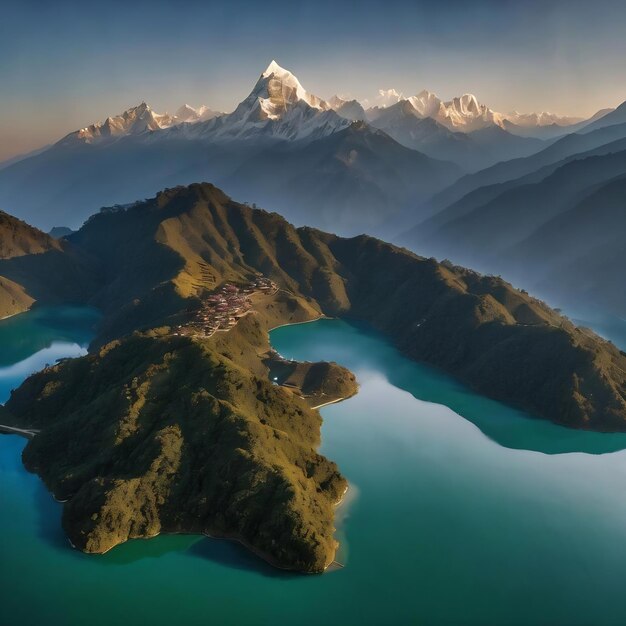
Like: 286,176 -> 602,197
2,0 -> 626,161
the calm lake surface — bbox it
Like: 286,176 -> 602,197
2,308 -> 626,625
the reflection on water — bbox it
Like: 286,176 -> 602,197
0,342 -> 87,403
0,306 -> 99,367
0,306 -> 99,404
310,319 -> 626,455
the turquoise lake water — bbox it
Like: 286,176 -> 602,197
2,308 -> 626,625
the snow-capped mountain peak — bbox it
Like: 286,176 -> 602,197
254,60 -> 329,116
175,104 -> 201,120
453,94 -> 480,113
406,90 -> 441,117
105,101 -> 175,133
262,59 -> 291,79
373,88 -> 404,108
328,95 -> 366,121
328,95 -> 347,108
174,104 -> 221,123
176,59 -> 349,143
436,94 -> 504,131
58,102 -> 178,146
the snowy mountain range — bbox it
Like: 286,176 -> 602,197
366,91 -> 503,132
362,88 -> 589,134
55,61 -> 349,147
504,111 -> 584,128
57,102 -> 222,146
51,60 -> 606,151
174,104 -> 221,124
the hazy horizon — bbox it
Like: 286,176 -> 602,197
2,0 -> 626,161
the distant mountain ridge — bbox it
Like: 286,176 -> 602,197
401,133 -> 626,316
427,121 -> 626,210
578,100 -> 626,134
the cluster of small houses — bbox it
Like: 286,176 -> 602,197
177,277 -> 277,338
